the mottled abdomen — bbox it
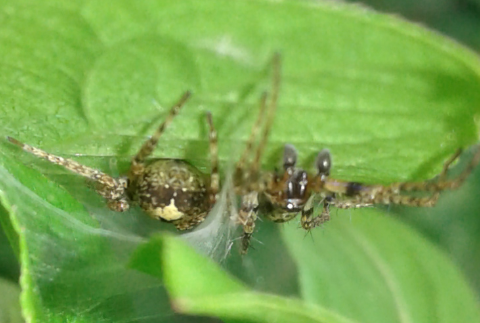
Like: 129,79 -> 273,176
132,159 -> 210,230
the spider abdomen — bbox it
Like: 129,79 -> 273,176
132,159 -> 210,229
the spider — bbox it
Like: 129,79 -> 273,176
7,92 -> 220,230
234,53 -> 480,254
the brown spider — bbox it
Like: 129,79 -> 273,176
7,92 -> 220,230
234,53 -> 480,254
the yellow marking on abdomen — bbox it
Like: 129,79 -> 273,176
151,199 -> 184,221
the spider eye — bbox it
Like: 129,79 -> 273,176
316,149 -> 331,176
283,144 -> 297,171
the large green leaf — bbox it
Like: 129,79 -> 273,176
130,234 -> 356,323
2,0 -> 480,181
0,0 -> 479,322
129,213 -> 480,323
283,209 -> 480,323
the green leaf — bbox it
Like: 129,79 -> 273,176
130,234 -> 247,298
132,213 -> 480,323
1,0 -> 480,322
0,152 -> 181,322
0,277 -> 23,323
283,209 -> 480,323
0,203 -> 20,275
131,234 -> 356,323
2,0 -> 480,181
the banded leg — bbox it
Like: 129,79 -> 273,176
381,149 -> 462,206
129,91 -> 191,177
335,195 -> 439,208
413,146 -> 480,191
238,191 -> 259,254
251,53 -> 282,174
235,92 -> 268,181
206,111 -> 220,205
376,147 -> 478,207
439,148 -> 463,179
386,148 -> 466,193
7,137 -> 116,185
301,195 -> 332,230
234,54 -> 282,254
7,137 -> 129,211
375,194 -> 439,207
333,147 -> 479,209
333,191 -> 439,208
333,200 -> 373,209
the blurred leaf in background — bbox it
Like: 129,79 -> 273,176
345,0 -> 480,299
346,0 -> 480,50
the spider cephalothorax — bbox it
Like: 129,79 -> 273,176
260,145 -> 329,224
8,92 -> 220,230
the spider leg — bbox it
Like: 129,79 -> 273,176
235,53 -> 282,186
300,194 -> 318,229
7,136 -> 129,211
439,148 -> 463,179
416,146 -> 480,191
234,92 -> 268,181
233,54 -> 282,254
130,91 -> 191,177
368,146 -> 480,207
301,195 -> 332,230
332,190 -> 439,208
331,196 -> 374,209
324,147 -> 480,210
385,148 -> 463,193
205,111 -> 219,205
238,191 -> 259,254
380,194 -> 439,207
251,53 -> 281,175
7,136 -> 116,186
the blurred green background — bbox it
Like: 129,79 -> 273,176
1,0 -> 480,321
341,0 -> 480,298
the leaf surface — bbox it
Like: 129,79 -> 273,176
0,0 -> 479,322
